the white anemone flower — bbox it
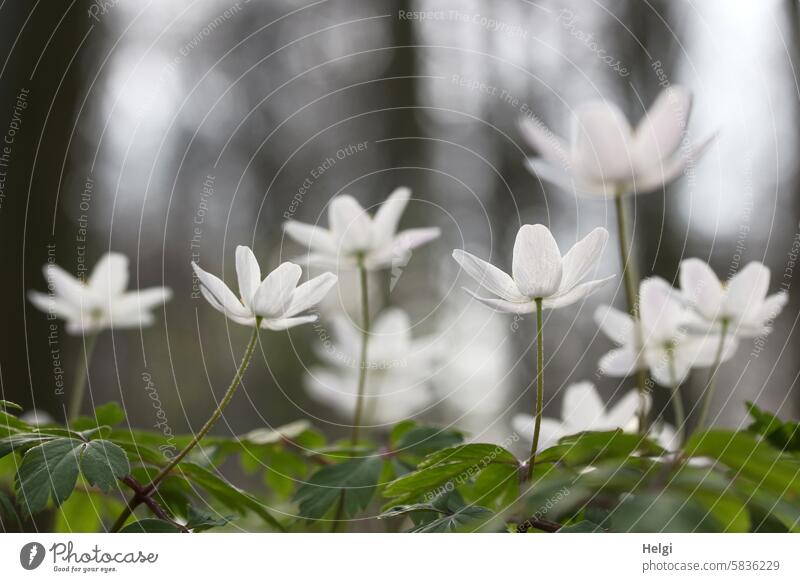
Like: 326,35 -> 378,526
521,86 -> 716,197
596,277 -> 734,387
316,308 -> 439,371
283,187 -> 440,270
306,308 -> 437,425
679,259 -> 788,338
512,381 -> 640,453
452,224 -> 613,313
28,252 -> 171,335
191,246 -> 337,330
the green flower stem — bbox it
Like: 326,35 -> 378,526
614,191 -> 648,434
68,332 -> 99,422
350,262 -> 371,446
526,298 -> 544,481
695,319 -> 730,433
109,320 -> 262,532
667,349 -> 686,446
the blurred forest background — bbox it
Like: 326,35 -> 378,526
1,0 -> 798,454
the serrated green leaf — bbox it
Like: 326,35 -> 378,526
394,426 -> 464,457
80,440 -> 130,492
0,433 -> 60,459
295,456 -> 383,520
15,438 -> 83,514
119,519 -> 181,533
72,402 -> 126,432
409,505 -> 494,532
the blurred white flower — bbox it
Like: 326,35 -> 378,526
512,381 -> 640,452
306,308 -> 437,425
283,187 -> 440,270
29,252 -> 171,335
521,86 -> 715,197
192,245 -> 336,330
452,224 -> 612,313
679,259 -> 788,338
596,277 -> 734,387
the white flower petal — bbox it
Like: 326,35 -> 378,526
598,347 -> 639,377
639,277 -> 685,343
594,305 -> 635,345
518,117 -> 570,167
679,258 -> 723,321
252,262 -> 302,318
283,221 -> 337,254
235,246 -> 261,307
633,86 -> 692,164
604,390 -> 641,429
329,195 -> 372,253
372,187 -> 410,242
571,101 -> 634,182
755,291 -> 788,325
725,262 -> 770,318
112,287 -> 172,317
512,224 -> 562,298
364,227 -> 440,270
634,132 -> 716,193
559,227 -> 609,291
561,381 -> 605,432
452,249 -> 524,302
261,314 -> 317,330
192,262 -> 250,319
284,272 -> 337,318
462,288 -> 537,314
28,291 -> 78,321
45,264 -> 87,308
89,252 -> 129,296
525,158 -> 611,197
542,276 -> 613,310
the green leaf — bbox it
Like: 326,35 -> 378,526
80,440 -> 130,492
0,490 -> 22,532
72,402 -> 126,431
53,489 -> 124,533
178,462 -> 284,531
394,426 -> 464,457
684,430 -> 800,498
185,506 -> 232,531
409,505 -> 494,532
384,444 -> 518,502
666,466 -> 750,533
0,400 -> 23,412
607,491 -> 721,532
15,438 -> 83,514
263,449 -> 308,499
241,420 -> 311,445
119,519 -> 181,533
746,402 -> 800,452
295,456 -> 383,520
0,433 -> 60,459
535,430 -> 664,466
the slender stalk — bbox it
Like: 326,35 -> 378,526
110,321 -> 261,532
695,319 -> 729,433
526,298 -> 544,481
68,332 -> 99,422
667,349 -> 686,446
350,262 -> 370,445
614,191 -> 648,433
